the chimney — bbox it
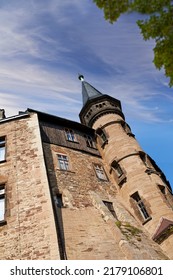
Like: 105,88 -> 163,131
0,109 -> 6,119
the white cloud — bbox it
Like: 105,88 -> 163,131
0,1 -> 172,187
0,0 -> 172,125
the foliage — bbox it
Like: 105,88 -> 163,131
115,220 -> 122,228
93,0 -> 173,86
115,220 -> 142,241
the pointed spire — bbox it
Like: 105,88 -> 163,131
78,74 -> 103,105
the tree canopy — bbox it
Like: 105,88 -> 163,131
93,0 -> 173,86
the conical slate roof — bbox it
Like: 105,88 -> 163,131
79,75 -> 103,105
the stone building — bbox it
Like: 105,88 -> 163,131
0,76 -> 173,260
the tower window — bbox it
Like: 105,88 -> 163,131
0,136 -> 6,162
99,130 -> 107,142
94,164 -> 108,181
131,192 -> 150,221
57,154 -> 69,171
139,152 -> 153,169
65,128 -> 76,142
158,185 -> 166,195
84,135 -> 95,148
103,201 -> 117,218
111,161 -> 123,178
111,160 -> 126,186
96,127 -> 108,148
121,121 -> 135,137
0,185 -> 5,222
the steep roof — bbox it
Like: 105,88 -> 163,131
78,74 -> 103,105
152,217 -> 173,242
27,108 -> 95,134
82,81 -> 103,105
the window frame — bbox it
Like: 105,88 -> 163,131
103,200 -> 117,218
120,121 -> 135,137
57,153 -> 70,171
139,152 -> 153,169
94,163 -> 108,181
110,160 -> 126,186
64,128 -> 77,142
54,194 -> 63,208
84,135 -> 96,149
95,127 -> 108,148
0,136 -> 6,163
131,192 -> 151,223
0,184 -> 6,225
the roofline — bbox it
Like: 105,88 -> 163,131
0,112 -> 29,124
27,108 -> 95,134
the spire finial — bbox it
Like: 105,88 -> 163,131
78,74 -> 84,81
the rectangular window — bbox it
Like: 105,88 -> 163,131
121,121 -> 134,137
0,185 -> 5,222
54,194 -> 63,208
84,135 -> 95,148
57,154 -> 69,171
65,128 -> 76,142
100,131 -> 107,142
110,160 -> 126,186
103,201 -> 117,218
115,165 -> 123,178
139,152 -> 153,169
96,128 -> 107,142
96,127 -> 108,148
0,136 -> 6,162
111,161 -> 123,178
94,164 -> 107,181
131,192 -> 150,220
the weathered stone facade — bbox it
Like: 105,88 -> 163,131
0,113 -> 59,259
0,79 -> 173,260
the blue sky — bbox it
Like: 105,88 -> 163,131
0,0 -> 172,188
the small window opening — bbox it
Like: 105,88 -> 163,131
65,128 -> 76,142
158,185 -> 166,195
57,154 -> 69,171
0,184 -> 5,222
111,161 -> 123,178
94,164 -> 108,181
0,136 -> 6,162
131,192 -> 150,220
55,194 -> 63,208
84,135 -> 95,148
96,127 -> 108,148
103,201 -> 117,218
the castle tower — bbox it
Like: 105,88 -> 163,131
79,75 -> 173,259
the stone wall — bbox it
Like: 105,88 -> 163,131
92,113 -> 173,259
43,141 -> 168,259
0,110 -> 172,260
0,113 -> 59,259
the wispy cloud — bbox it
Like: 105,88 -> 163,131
0,0 -> 172,125
0,0 -> 172,187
